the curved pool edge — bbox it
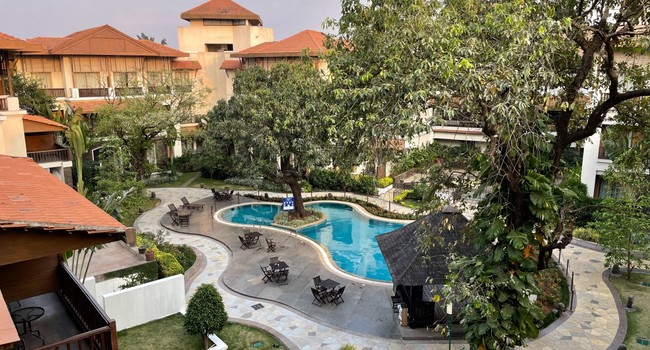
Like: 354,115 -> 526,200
214,200 -> 402,287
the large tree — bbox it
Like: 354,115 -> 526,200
96,72 -> 206,180
209,61 -> 330,217
327,0 -> 650,348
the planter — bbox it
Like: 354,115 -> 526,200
138,246 -> 146,254
145,250 -> 155,261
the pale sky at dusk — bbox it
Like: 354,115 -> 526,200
2,0 -> 342,48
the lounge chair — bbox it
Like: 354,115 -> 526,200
212,188 -> 225,201
239,236 -> 253,250
330,286 -> 346,305
224,189 -> 234,200
261,265 -> 275,283
168,203 -> 178,213
181,197 -> 204,211
266,238 -> 276,252
311,287 -> 327,307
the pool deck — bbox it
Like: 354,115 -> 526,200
133,188 -> 625,350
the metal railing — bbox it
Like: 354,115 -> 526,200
27,148 -> 71,163
115,87 -> 143,96
554,248 -> 577,312
34,324 -> 116,350
78,88 -> 109,98
43,88 -> 66,98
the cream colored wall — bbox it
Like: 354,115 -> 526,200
178,20 -> 274,111
0,97 -> 28,157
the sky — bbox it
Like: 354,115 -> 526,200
2,0 -> 343,48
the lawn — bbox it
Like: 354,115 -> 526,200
118,313 -> 286,350
148,172 -> 200,188
188,177 -> 252,191
610,272 -> 650,349
123,197 -> 160,227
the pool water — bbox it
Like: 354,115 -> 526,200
220,202 -> 405,281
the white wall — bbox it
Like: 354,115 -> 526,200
580,127 -> 613,197
101,274 -> 185,331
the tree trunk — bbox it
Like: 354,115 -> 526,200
132,149 -> 147,181
287,177 -> 306,218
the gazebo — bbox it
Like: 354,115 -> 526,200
376,205 -> 473,328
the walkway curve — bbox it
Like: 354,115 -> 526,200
135,187 -> 623,350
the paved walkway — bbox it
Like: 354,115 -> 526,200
135,188 -> 624,350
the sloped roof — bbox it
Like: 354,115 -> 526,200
22,115 -> 67,133
0,31 -> 43,52
172,60 -> 202,70
231,30 -> 326,58
66,100 -> 117,113
376,206 -> 473,286
181,0 -> 261,22
25,25 -> 186,57
0,155 -> 126,233
219,59 -> 242,70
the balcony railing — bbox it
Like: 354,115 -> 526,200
27,147 -> 71,164
45,263 -> 117,350
78,88 -> 109,98
0,95 -> 7,111
43,88 -> 67,98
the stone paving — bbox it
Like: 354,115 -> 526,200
134,187 -> 624,350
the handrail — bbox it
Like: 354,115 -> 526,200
27,148 -> 71,163
42,88 -> 66,98
57,263 -> 113,330
33,325 -> 114,350
78,88 -> 109,97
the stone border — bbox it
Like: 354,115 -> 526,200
602,269 -> 629,350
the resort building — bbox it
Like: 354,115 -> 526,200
178,0 -> 274,106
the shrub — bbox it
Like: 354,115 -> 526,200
410,182 -> 428,200
352,175 -> 378,195
308,169 -> 377,195
155,250 -> 184,277
174,151 -> 199,172
104,262 -> 158,289
225,177 -> 288,192
185,284 -> 228,345
572,227 -> 601,243
377,177 -> 393,188
274,209 -> 322,228
339,345 -> 356,350
302,181 -> 313,192
394,190 -> 413,202
143,173 -> 181,187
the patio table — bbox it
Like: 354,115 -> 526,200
11,306 -> 45,345
269,261 -> 288,271
177,209 -> 191,227
319,278 -> 340,291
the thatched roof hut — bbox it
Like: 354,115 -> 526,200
376,205 -> 473,328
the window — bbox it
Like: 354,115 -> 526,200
206,43 -> 234,52
147,72 -> 163,86
594,175 -> 621,198
73,72 -> 101,88
203,19 -> 236,26
28,72 -> 52,88
597,126 -> 609,160
113,72 -> 139,87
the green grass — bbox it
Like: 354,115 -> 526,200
610,273 -> 650,349
117,314 -> 287,350
118,313 -> 202,350
123,198 -> 160,227
216,323 -> 286,350
188,177 -> 252,190
148,172 -> 200,188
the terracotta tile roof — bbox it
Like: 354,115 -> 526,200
172,60 -> 202,70
138,40 -> 188,58
0,155 -> 126,232
219,59 -> 242,70
181,0 -> 261,22
0,31 -> 44,52
231,30 -> 326,58
22,115 -> 67,133
66,99 -> 116,113
25,25 -> 186,57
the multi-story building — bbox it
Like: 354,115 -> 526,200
178,0 -> 274,107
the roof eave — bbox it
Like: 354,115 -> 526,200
180,13 -> 261,21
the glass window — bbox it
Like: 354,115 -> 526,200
73,72 -> 101,88
28,72 -> 52,88
114,72 -> 139,87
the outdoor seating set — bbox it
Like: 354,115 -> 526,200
212,188 -> 234,201
10,305 -> 45,348
239,232 -> 276,252
311,275 -> 345,306
168,197 -> 203,227
260,256 -> 289,284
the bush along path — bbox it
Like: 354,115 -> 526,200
135,188 -> 624,350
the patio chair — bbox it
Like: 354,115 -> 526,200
212,188 -> 224,201
273,268 -> 289,283
225,189 -> 234,200
313,276 -> 324,291
181,197 -> 204,211
269,256 -> 279,264
330,286 -> 346,305
170,211 -> 180,226
391,295 -> 403,313
261,265 -> 275,283
168,203 -> 178,213
311,287 -> 327,307
266,238 -> 276,252
239,236 -> 253,250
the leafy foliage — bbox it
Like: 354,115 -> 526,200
377,177 -> 393,188
307,168 -> 377,195
185,284 -> 228,337
8,73 -> 55,116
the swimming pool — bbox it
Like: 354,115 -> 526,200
219,202 -> 406,281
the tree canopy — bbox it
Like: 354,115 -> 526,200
327,0 -> 650,348
204,61 -> 330,216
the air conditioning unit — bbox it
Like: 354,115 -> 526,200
70,88 -> 79,98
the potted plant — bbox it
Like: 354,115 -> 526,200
145,249 -> 155,261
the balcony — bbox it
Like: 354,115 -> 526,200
9,264 -> 118,350
78,88 -> 109,98
42,88 -> 67,98
27,146 -> 71,164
